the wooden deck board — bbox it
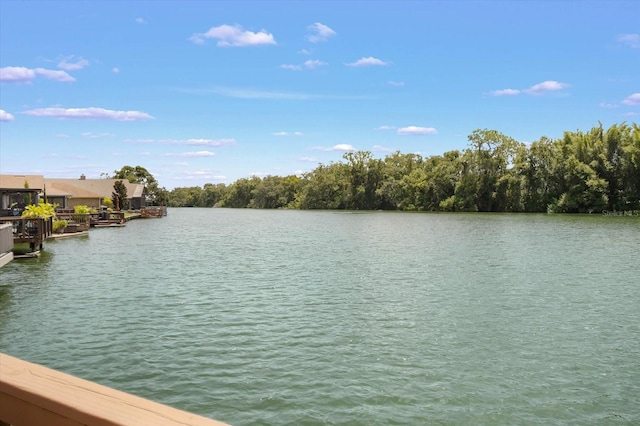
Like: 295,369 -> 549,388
0,353 -> 228,426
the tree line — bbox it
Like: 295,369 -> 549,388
165,122 -> 640,213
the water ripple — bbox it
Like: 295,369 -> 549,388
1,210 -> 639,425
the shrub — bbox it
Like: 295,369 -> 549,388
74,205 -> 91,214
21,201 -> 58,218
53,219 -> 68,233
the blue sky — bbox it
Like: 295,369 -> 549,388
1,1 -> 638,189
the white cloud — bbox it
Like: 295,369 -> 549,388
304,59 -> 327,69
624,112 -> 639,117
273,131 -> 303,136
174,138 -> 235,147
599,102 -> 619,108
206,87 -> 312,99
311,144 -> 355,152
346,57 -> 389,67
523,80 -> 569,95
34,68 -> 76,82
298,156 -> 319,162
179,151 -> 216,157
490,88 -> 521,96
490,80 -> 569,96
306,22 -> 336,43
617,33 -> 640,49
177,170 -> 226,181
622,93 -> 640,106
81,132 -> 113,138
388,81 -> 405,87
280,64 -> 302,71
376,125 -> 396,130
0,66 -> 36,82
57,56 -> 90,71
397,126 -> 438,135
332,144 -> 355,151
190,24 -> 276,47
127,137 -> 235,147
299,48 -> 312,55
281,59 -> 327,71
0,109 -> 15,121
0,66 -> 75,83
180,86 -> 371,100
22,107 -> 153,121
136,17 -> 146,24
112,67 -> 120,74
169,151 -> 216,157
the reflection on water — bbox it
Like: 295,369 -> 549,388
0,285 -> 12,331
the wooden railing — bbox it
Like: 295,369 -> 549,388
54,212 -> 91,232
0,353 -> 228,426
55,212 -> 91,225
0,224 -> 13,255
0,217 -> 52,251
90,211 -> 126,226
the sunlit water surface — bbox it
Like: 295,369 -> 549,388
1,209 -> 639,425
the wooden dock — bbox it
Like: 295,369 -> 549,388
90,211 -> 126,227
0,216 -> 52,252
1,208 -> 165,261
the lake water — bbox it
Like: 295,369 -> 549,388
1,209 -> 639,425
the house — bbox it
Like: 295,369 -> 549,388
1,174 -> 146,212
0,174 -> 45,216
45,175 -> 146,210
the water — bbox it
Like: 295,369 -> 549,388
1,209 -> 639,425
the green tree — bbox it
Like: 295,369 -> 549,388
113,165 -> 156,185
112,165 -> 168,206
619,123 -> 640,209
112,180 -> 128,210
423,151 -> 462,211
377,152 -> 423,209
221,177 -> 260,208
343,151 -> 384,209
449,129 -> 522,211
146,180 -> 169,206
167,186 -> 204,207
296,163 -> 350,209
250,175 -> 300,209
199,183 -> 227,207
